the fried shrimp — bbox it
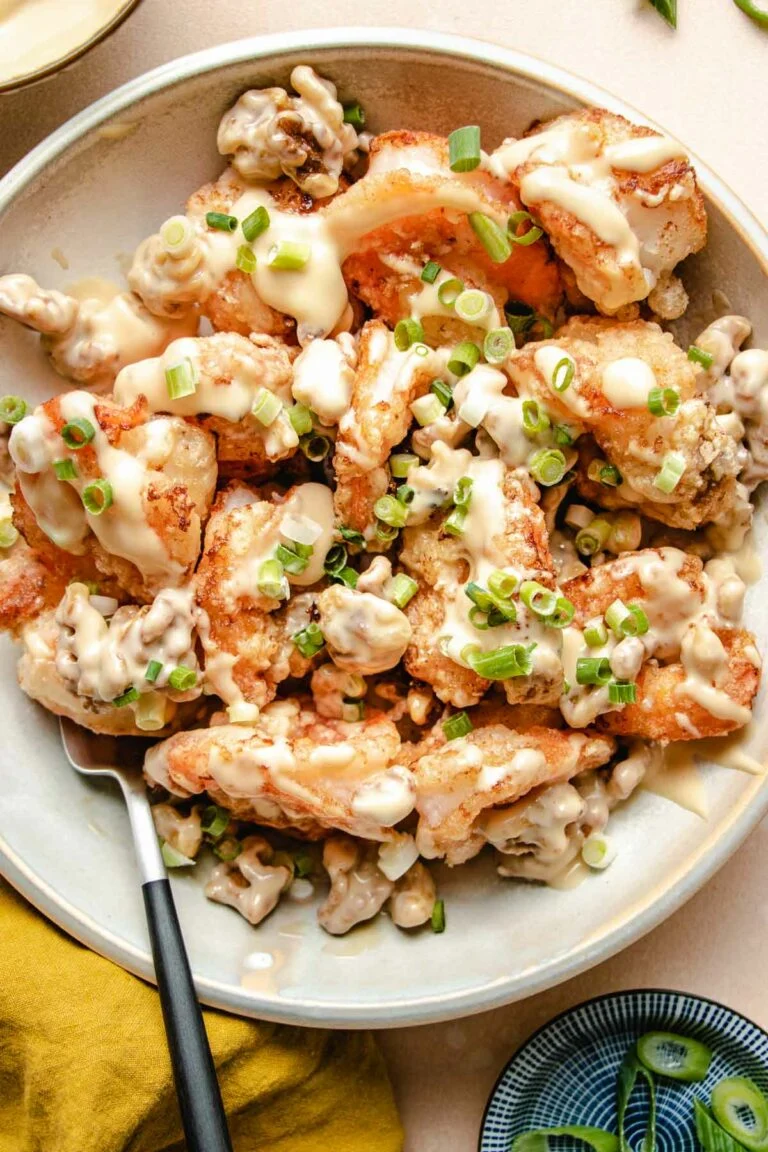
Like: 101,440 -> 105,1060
490,108 -> 706,316
507,317 -> 742,529
144,699 -> 412,842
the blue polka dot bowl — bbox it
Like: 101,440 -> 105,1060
481,990 -> 768,1151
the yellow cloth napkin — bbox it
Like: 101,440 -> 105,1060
0,881 -> 403,1152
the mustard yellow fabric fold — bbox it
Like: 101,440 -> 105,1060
0,882 -> 403,1152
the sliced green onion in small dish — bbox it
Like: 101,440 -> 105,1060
711,1077 -> 768,1149
636,1031 -> 713,1082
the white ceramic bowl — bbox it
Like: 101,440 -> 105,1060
1,29 -> 767,1028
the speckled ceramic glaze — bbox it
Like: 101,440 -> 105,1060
0,30 -> 767,1027
481,989 -> 768,1151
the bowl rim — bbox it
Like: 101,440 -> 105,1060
0,0 -> 144,96
1,27 -> 767,1028
478,987 -> 768,1149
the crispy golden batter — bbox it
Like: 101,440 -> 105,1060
144,701 -> 408,841
508,317 -> 742,529
412,721 -> 616,864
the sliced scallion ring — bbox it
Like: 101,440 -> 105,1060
82,479 -> 113,515
587,459 -> 623,488
466,643 -> 536,680
608,680 -> 637,704
376,521 -> 399,544
323,543 -> 347,575
442,711 -> 473,741
581,834 -> 617,871
455,288 -> 493,325
251,387 -> 282,426
213,837 -> 242,862
342,101 -> 366,128
292,623 -> 325,658
145,659 -> 163,683
453,476 -> 473,508
522,399 -> 550,436
53,459 -> 77,481
205,211 -> 238,232
654,450 -> 686,494
584,619 -> 608,648
694,1099 -> 748,1152
267,240 -> 311,270
504,300 -> 536,335
576,656 -> 612,686
507,209 -> 543,246
61,418 -> 95,449
0,395 -> 26,424
165,357 -> 198,400
374,495 -> 408,528
161,841 -> 196,868
300,433 -> 331,461
160,215 -> 194,253
241,205 -> 270,243
520,580 -> 558,618
711,1078 -> 768,1150
257,558 -> 288,599
287,402 -> 314,436
168,665 -> 197,691
396,484 -> 414,506
394,317 -> 425,351
483,327 -> 514,363
410,393 -> 446,426
430,898 -> 446,933
112,686 -> 139,708
547,596 -> 575,629
235,244 -> 257,274
554,423 -> 576,447
688,343 -> 715,369
448,125 -> 481,172
447,341 -> 481,377
576,517 -> 612,557
332,566 -> 359,588
389,573 -> 418,609
421,260 -> 441,284
390,452 -> 419,478
339,525 -> 365,546
552,357 -> 575,393
468,212 -> 512,263
648,386 -> 680,417
529,447 -> 567,486
437,277 -> 464,307
636,1031 -> 712,1083
511,1126 -> 618,1152
488,570 -> 519,599
430,379 -> 453,410
443,506 -> 467,537
275,542 -> 310,575
201,805 -> 230,841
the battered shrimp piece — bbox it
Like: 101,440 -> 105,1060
195,481 -> 334,710
507,317 -> 742,529
340,131 -> 562,334
144,699 -> 414,842
217,65 -> 362,198
113,330 -> 298,476
412,721 -> 616,864
9,393 -> 216,600
599,627 -> 759,743
490,108 -> 706,316
399,444 -> 562,708
0,274 -> 196,387
332,321 -> 448,545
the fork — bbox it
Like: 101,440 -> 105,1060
59,718 -> 233,1152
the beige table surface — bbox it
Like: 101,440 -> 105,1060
1,1 -> 767,1149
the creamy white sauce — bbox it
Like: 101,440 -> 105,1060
601,357 -> 657,409
291,334 -> 356,424
604,136 -> 687,172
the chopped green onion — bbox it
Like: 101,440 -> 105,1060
584,619 -> 608,648
444,507 -> 467,537
287,403 -> 314,436
504,300 -> 536,335
448,125 -> 481,172
608,680 -> 637,704
453,476 -> 473,508
636,1032 -> 712,1083
576,657 -> 612,686
300,433 -> 331,461
465,582 -> 494,612
529,447 -> 567,486
711,1078 -> 768,1150
421,260 -> 441,283
468,606 -> 490,630
576,517 -> 612,556
339,525 -> 365,546
694,1099 -> 748,1152
293,623 -> 325,658
411,393 -> 446,426
82,479 -> 112,515
213,837 -> 242,862
648,386 -> 680,417
165,357 -> 198,400
376,522 -> 399,543
235,244 -> 257,274
552,357 -> 575,392
136,692 -> 168,732
0,519 -> 19,549
257,558 -> 288,599
627,604 -> 649,635
160,216 -> 193,252
161,841 -> 196,868
168,665 -> 197,691
275,542 -> 310,575
511,1126 -> 618,1152
484,327 -> 514,363
396,484 -> 414,506
342,101 -> 366,129
267,241 -> 311,270
688,344 -> 715,369
390,452 -> 419,478
442,711 -> 473,741
251,387 -> 282,426
465,643 -> 536,679
430,898 -> 446,932
324,543 -> 347,575
113,686 -> 139,708
437,277 -> 464,307
53,459 -> 77,481
447,341 -> 481,377
332,566 -> 359,588
581,834 -> 617,871
206,211 -> 237,232
732,0 -> 768,25
394,317 -> 425,351
145,659 -> 163,683
605,598 -> 648,637
520,580 -> 558,618
617,1045 -> 657,1152
455,288 -> 493,325
654,450 -> 686,493
522,399 -> 550,436
389,573 -> 418,609
547,596 -> 575,629
201,805 -> 230,841
609,512 -> 642,553
507,209 -> 543,247
468,212 -> 512,263
374,495 -> 408,528
554,423 -> 576,447
61,418 -> 95,449
488,570 -> 519,599
241,205 -> 270,242
587,459 -> 622,488
0,395 -> 26,424
430,379 -> 453,410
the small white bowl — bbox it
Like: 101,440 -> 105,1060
0,29 -> 766,1028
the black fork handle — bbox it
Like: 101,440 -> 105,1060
142,879 -> 233,1152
